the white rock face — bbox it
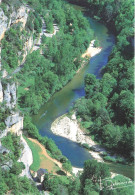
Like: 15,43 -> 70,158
9,118 -> 23,135
0,8 -> 8,41
4,83 -> 16,109
22,35 -> 34,63
51,115 -> 78,142
51,114 -> 91,143
0,128 -> 9,139
10,83 -> 17,107
51,113 -> 105,162
5,112 -> 21,127
2,70 -> 8,78
18,136 -> 33,179
8,6 -> 28,29
4,83 -> 11,107
0,81 -> 3,102
0,5 -> 29,42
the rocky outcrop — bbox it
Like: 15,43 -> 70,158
5,112 -> 21,127
0,3 -> 33,179
8,6 -> 29,29
0,81 -> 23,136
0,128 -> 9,139
0,81 -> 3,102
51,113 -> 91,143
0,8 -> 8,41
0,141 -> 10,154
18,136 -> 33,179
51,113 -> 105,162
4,83 -> 16,109
0,5 -> 29,42
21,35 -> 34,63
9,118 -> 23,135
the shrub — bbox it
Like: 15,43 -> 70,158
82,143 -> 90,150
103,156 -> 117,163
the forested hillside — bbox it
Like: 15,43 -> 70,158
68,0 -> 134,161
1,0 -> 94,114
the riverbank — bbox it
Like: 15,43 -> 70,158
28,138 -> 72,177
82,40 -> 101,58
76,40 -> 102,74
51,113 -> 105,162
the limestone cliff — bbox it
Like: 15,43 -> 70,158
3,83 -> 16,109
0,81 -> 23,137
8,6 -> 29,29
0,8 -> 8,41
0,5 -> 29,41
0,80 -> 3,102
0,2 -> 33,178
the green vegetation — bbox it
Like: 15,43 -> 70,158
0,105 -> 8,131
0,133 -> 40,194
24,136 -> 60,173
1,23 -> 25,72
42,160 -> 134,195
62,161 -> 72,174
10,0 -> 94,114
101,175 -> 134,195
73,0 -> 134,162
23,115 -> 71,163
43,173 -> 69,194
80,160 -> 110,187
1,133 -> 23,160
74,73 -> 133,161
81,143 -> 90,150
24,136 -> 40,171
1,11 -> 42,73
0,0 -> 134,194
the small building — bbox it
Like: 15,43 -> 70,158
37,168 -> 48,183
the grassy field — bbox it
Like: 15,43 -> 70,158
24,136 -> 41,171
24,136 -> 60,173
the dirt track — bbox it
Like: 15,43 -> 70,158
28,138 -> 71,176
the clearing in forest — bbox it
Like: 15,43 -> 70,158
24,137 -> 60,174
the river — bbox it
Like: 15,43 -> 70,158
32,13 -> 133,179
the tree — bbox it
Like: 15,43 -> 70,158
84,74 -> 99,98
0,172 -> 8,195
101,175 -> 134,195
80,160 -> 110,186
117,90 -> 133,125
118,125 -> 134,158
43,174 -> 50,191
101,124 -> 121,149
101,73 -> 117,97
83,179 -> 97,195
68,177 -> 80,195
10,162 -> 25,175
62,161 -> 72,174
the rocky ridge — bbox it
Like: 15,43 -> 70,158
0,2 -> 60,177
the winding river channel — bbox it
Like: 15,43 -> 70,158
33,13 -> 133,179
